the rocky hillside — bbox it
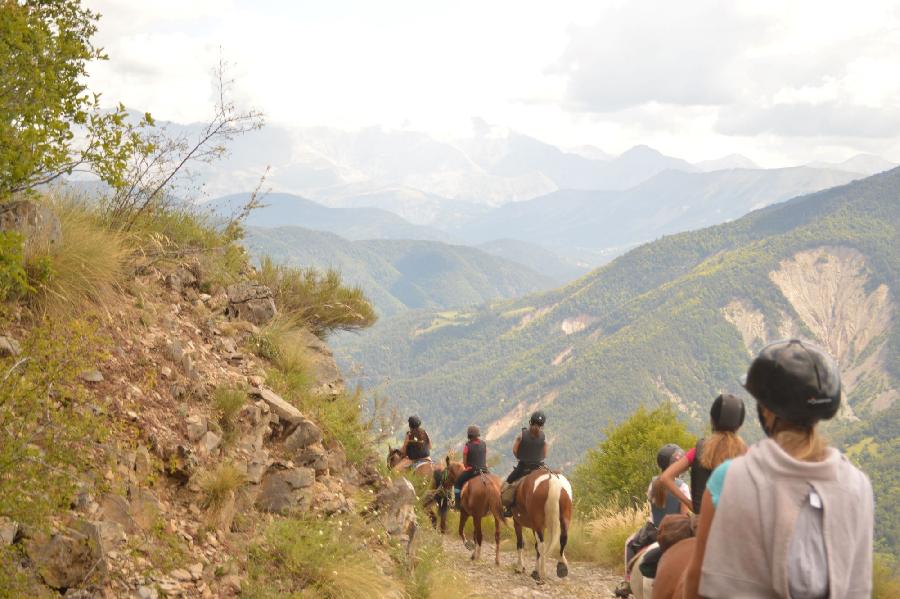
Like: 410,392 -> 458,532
0,200 -> 425,598
337,168 -> 900,467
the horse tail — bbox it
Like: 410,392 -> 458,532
487,475 -> 507,527
544,475 -> 563,559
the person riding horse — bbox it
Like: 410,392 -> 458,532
501,410 -> 548,517
679,339 -> 874,599
453,425 -> 489,507
395,415 -> 432,470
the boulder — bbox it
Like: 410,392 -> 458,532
100,495 -> 136,534
0,199 -> 62,249
0,517 -> 18,545
224,282 -> 277,325
185,415 -> 208,442
372,478 -> 417,539
200,430 -> 221,453
296,443 -> 329,476
26,523 -> 107,590
284,418 -> 323,452
92,520 -> 126,553
0,335 -> 21,358
250,388 -> 303,425
254,464 -> 315,514
128,488 -> 161,531
79,369 -> 104,383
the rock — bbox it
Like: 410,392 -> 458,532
221,575 -> 242,594
0,517 -> 18,545
296,443 -> 328,476
0,335 -> 21,358
325,440 -> 347,475
165,273 -> 182,293
26,523 -> 107,590
136,586 -> 158,599
170,568 -> 193,582
160,366 -> 173,379
0,199 -> 62,249
80,369 -> 104,383
200,430 -> 221,453
128,488 -> 161,531
244,449 -> 269,484
224,282 -> 277,325
134,445 -> 152,481
163,444 -> 197,484
185,415 -> 208,442
284,418 -> 323,452
250,388 -> 303,425
188,562 -> 203,580
255,464 -> 315,514
93,520 -> 126,553
247,375 -> 264,388
372,478 -> 417,539
100,495 -> 136,533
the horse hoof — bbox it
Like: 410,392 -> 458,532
531,570 -> 540,581
464,540 -> 475,551
557,562 -> 568,578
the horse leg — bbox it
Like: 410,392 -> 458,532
514,522 -> 526,574
439,498 -> 448,534
459,508 -> 473,551
472,515 -> 482,561
532,530 -> 545,583
494,514 -> 501,566
557,513 -> 569,578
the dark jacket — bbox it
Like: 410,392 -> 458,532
689,438 -> 712,514
517,429 -> 545,467
406,428 -> 430,460
464,439 -> 487,471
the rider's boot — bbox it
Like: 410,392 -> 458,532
500,482 -> 514,518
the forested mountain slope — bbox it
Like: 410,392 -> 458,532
337,168 -> 900,469
244,226 -> 555,316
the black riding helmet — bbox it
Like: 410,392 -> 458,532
743,339 -> 841,428
530,411 -> 546,426
408,415 -> 422,429
710,393 -> 745,432
657,444 -> 684,471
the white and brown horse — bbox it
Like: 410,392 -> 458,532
387,446 -> 448,531
509,468 -> 573,583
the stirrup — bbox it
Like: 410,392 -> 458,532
502,505 -> 513,518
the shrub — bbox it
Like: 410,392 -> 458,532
0,231 -> 29,301
874,553 -> 900,599
25,200 -> 128,316
244,516 -> 400,599
256,256 -> 376,338
572,404 -> 697,511
198,462 -> 245,512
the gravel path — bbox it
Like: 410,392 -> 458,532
442,535 -> 620,598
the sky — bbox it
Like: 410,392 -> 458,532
84,0 -> 900,167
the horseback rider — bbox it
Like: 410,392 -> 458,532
659,394 -> 747,514
500,410 -> 548,517
683,339 -> 873,599
616,443 -> 689,597
453,425 -> 488,507
396,415 -> 431,470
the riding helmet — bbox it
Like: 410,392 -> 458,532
742,339 -> 841,427
467,425 -> 481,439
710,393 -> 745,432
530,411 -> 546,426
408,415 -> 422,429
656,444 -> 684,470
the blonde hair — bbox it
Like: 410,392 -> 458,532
773,423 -> 828,462
699,431 -> 747,470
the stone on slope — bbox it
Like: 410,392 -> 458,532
372,478 -> 417,540
249,388 -> 303,424
26,523 -> 107,590
224,282 -> 277,325
255,464 -> 315,514
284,418 -> 323,452
0,335 -> 21,358
0,199 -> 62,249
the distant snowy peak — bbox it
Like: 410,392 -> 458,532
695,153 -> 759,172
807,154 -> 897,176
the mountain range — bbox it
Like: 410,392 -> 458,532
334,168 -> 900,473
242,226 -> 557,316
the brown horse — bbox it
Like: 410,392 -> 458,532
509,468 -> 573,583
387,447 -> 448,532
650,537 -> 695,599
445,458 -> 505,564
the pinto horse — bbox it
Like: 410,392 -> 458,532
509,468 -> 573,583
445,458 -> 505,564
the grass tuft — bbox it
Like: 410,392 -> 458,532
198,462 -> 245,512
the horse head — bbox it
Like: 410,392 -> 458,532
387,445 -> 402,468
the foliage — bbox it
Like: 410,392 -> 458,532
571,404 -> 696,511
244,516 -> 400,599
401,525 -> 471,599
257,256 -> 377,338
874,553 -> 900,599
0,231 -> 29,300
0,317 -> 106,527
0,1 -> 152,198
198,462 -> 245,512
25,198 -> 127,315
0,546 -> 53,599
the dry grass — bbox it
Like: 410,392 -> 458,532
198,463 -> 245,512
27,199 -> 128,316
213,386 -> 247,430
579,501 -> 649,570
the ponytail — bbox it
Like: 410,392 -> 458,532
699,431 -> 747,470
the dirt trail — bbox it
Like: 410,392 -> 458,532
442,535 -> 620,598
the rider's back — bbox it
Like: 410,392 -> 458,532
406,428 -> 430,460
517,429 -> 545,466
